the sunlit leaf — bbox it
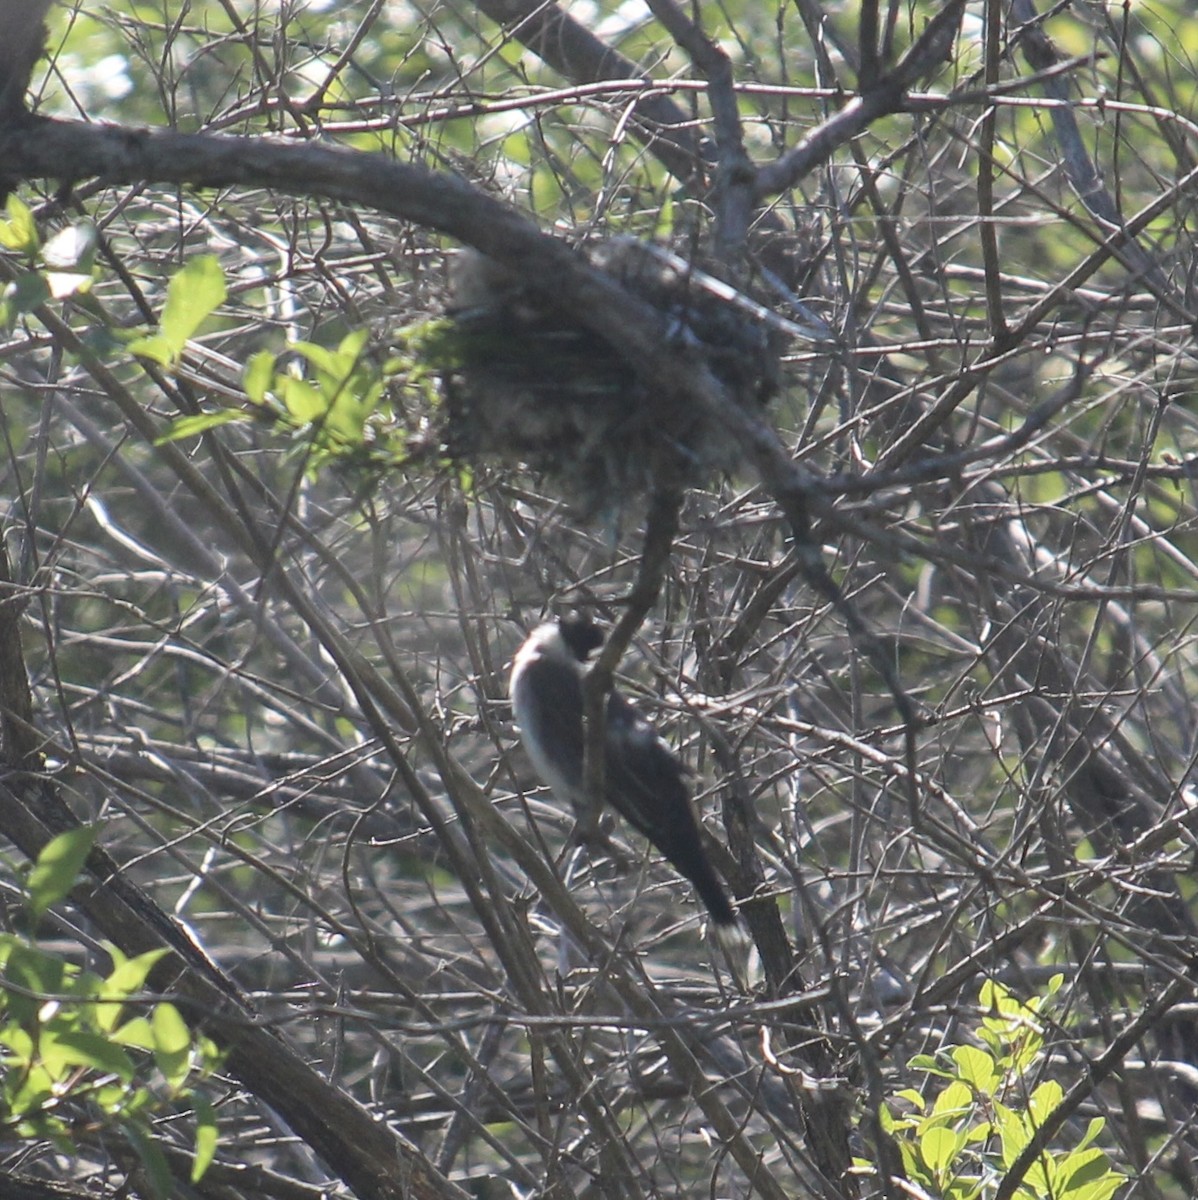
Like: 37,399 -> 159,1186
94,947 -> 169,1034
1056,1147 -> 1121,1198
928,1080 -> 973,1122
244,349 -> 277,405
125,332 -> 173,366
154,409 -> 247,445
159,255 -> 226,354
44,1029 -> 137,1081
129,255 -> 226,366
920,1124 -> 963,1172
0,195 -> 39,254
42,222 -> 97,270
191,1092 -> 218,1181
110,1015 -> 154,1049
280,376 -> 328,422
152,1002 -> 192,1088
1028,1079 -> 1063,1126
45,270 -> 93,299
952,1044 -> 998,1094
28,827 -> 95,921
1,271 -> 51,323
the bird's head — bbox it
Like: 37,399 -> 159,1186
557,616 -> 604,663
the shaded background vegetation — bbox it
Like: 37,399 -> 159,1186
2,0 -> 1198,1197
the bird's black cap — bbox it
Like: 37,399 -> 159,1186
558,617 -> 604,662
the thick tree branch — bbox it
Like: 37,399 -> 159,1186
755,0 -> 965,198
473,0 -> 709,188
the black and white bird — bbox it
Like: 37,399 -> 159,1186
510,618 -> 739,941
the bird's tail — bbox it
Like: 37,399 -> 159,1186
671,841 -> 746,949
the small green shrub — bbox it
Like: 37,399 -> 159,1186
870,977 -> 1124,1200
1,829 -> 222,1197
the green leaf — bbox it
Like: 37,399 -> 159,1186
929,1079 -> 973,1122
152,1002 -> 192,1088
45,271 -> 93,300
94,1078 -> 134,1115
1064,1173 -> 1124,1200
244,349 -> 277,405
1074,1116 -> 1105,1154
154,409 -> 247,445
894,1134 -> 924,1183
44,1029 -> 137,1081
41,222 -> 97,270
975,1024 -> 1003,1057
196,1032 -> 222,1073
908,1052 -> 953,1076
152,1001 -> 191,1055
921,1124 -> 962,1172
280,376 -> 328,423
945,1176 -> 984,1200
104,947 -> 168,1000
129,254 -> 226,367
1025,1149 -> 1054,1196
1056,1148 -> 1121,1196
125,332 -> 173,366
94,947 -> 168,1034
324,379 -> 378,447
0,1023 -> 35,1062
953,1044 -> 998,1094
994,1101 -> 1031,1166
159,255 -> 226,355
2,944 -> 66,1023
1,271 -> 51,324
1028,1079 -> 1063,1126
979,978 -> 1014,1015
109,1015 -> 154,1049
28,827 -> 96,920
116,1082 -> 154,1118
4,1060 -> 55,1117
191,1092 -> 218,1181
126,1123 -> 174,1200
0,195 -> 39,254
400,315 -> 464,369
291,338 -> 339,377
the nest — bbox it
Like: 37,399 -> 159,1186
436,238 -> 788,518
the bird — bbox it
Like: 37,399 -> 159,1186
509,618 -> 740,943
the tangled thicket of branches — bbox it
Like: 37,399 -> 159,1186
1,1 -> 1197,1198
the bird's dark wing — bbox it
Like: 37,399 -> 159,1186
603,693 -> 736,927
602,692 -> 687,841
